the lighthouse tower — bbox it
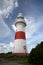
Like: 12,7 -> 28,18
13,13 -> 27,54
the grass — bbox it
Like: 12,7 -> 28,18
0,53 -> 32,65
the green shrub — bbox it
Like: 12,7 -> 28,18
28,41 -> 43,65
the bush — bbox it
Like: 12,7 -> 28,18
28,41 -> 43,65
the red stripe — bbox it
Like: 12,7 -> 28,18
14,31 -> 26,40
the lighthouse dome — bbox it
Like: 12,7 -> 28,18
15,13 -> 26,27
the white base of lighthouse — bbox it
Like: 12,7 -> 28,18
13,39 -> 27,54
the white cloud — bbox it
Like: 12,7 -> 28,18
10,42 -> 14,47
25,17 -> 36,38
25,16 -> 43,39
25,16 -> 43,53
0,0 -> 19,18
12,25 -> 17,31
0,16 -> 11,39
0,0 -> 19,53
26,32 -> 43,45
0,43 -> 6,53
0,0 -> 18,40
15,0 -> 19,8
0,42 -> 14,53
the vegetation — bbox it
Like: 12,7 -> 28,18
28,41 -> 43,65
0,52 -> 29,65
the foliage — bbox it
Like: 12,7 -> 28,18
28,41 -> 43,65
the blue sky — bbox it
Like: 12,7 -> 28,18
0,0 -> 43,53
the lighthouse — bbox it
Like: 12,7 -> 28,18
13,13 -> 27,54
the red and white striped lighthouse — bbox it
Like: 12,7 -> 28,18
13,13 -> 27,54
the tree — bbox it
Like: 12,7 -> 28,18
28,41 -> 43,65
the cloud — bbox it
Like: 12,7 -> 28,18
0,0 -> 19,53
0,0 -> 19,18
0,42 -> 14,53
0,43 -> 6,53
15,0 -> 19,8
0,16 -> 11,40
12,25 -> 17,31
25,16 -> 43,39
10,42 -> 14,47
25,16 -> 43,52
25,16 -> 37,39
0,0 -> 19,40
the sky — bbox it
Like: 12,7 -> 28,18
0,0 -> 43,53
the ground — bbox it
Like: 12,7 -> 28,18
0,58 -> 23,65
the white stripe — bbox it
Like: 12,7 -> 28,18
16,23 -> 25,31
